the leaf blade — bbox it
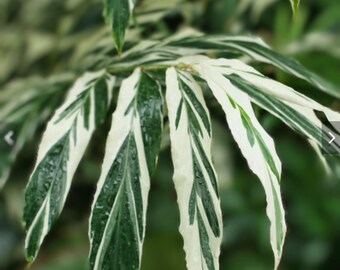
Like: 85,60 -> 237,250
24,71 -> 115,261
0,76 -> 72,189
104,0 -> 136,53
166,67 -> 222,270
89,69 -> 163,270
199,61 -> 286,269
165,34 -> 340,98
206,57 -> 340,156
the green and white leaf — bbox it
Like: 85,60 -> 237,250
104,0 -> 137,53
89,69 -> 163,270
0,75 -> 73,189
198,60 -> 286,269
24,71 -> 115,262
81,28 -> 339,98
205,58 -> 340,156
163,32 -> 340,98
166,67 -> 222,270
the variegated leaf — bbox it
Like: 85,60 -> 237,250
166,67 -> 222,270
0,75 -> 73,189
89,69 -> 163,270
24,71 -> 115,261
198,61 -> 286,269
206,58 -> 340,157
164,33 -> 340,98
104,0 -> 136,53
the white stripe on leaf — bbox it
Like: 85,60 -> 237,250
89,69 -> 163,270
198,62 -> 286,269
24,71 -> 115,261
205,58 -> 340,156
166,67 -> 222,270
0,76 -> 73,188
162,32 -> 340,98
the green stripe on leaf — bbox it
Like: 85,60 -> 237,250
104,0 -> 136,54
23,71 -> 114,262
24,133 -> 70,260
166,67 -> 222,270
89,69 -> 163,270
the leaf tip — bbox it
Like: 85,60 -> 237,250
25,255 -> 35,264
112,34 -> 124,56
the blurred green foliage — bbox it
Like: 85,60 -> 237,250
0,0 -> 339,269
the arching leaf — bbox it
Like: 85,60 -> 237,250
198,61 -> 286,269
163,33 -> 340,98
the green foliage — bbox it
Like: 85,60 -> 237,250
104,0 -> 136,53
89,70 -> 163,270
0,1 -> 339,270
290,0 -> 300,16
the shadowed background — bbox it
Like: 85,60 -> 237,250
0,0 -> 339,269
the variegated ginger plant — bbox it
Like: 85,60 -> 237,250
0,0 -> 339,270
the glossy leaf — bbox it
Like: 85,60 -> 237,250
89,69 -> 163,270
24,71 -> 115,261
104,0 -> 136,53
